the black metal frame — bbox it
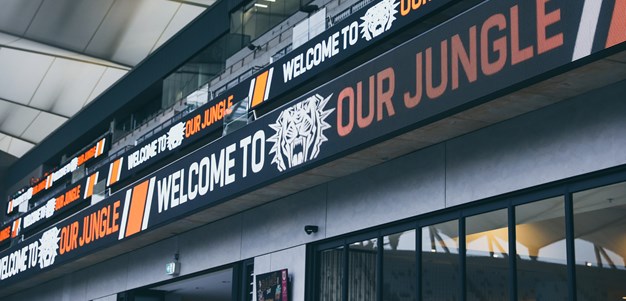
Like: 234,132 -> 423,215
307,165 -> 626,301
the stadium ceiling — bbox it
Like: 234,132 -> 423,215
0,0 -> 214,159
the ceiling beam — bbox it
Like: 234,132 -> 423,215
167,0 -> 215,8
0,97 -> 71,119
0,130 -> 37,146
0,31 -> 132,70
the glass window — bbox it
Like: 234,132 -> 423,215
422,220 -> 459,301
231,0 -> 302,44
349,239 -> 377,301
162,34 -> 242,109
515,196 -> 567,301
573,182 -> 626,301
319,246 -> 344,301
466,209 -> 509,301
383,229 -> 416,301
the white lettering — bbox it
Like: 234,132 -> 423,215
156,175 -> 172,213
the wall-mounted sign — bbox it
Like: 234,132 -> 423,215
6,137 -> 108,214
20,183 -> 88,236
0,0 -> 624,286
232,0 -> 459,111
256,269 -> 289,301
105,94 -> 235,188
0,225 -> 11,249
165,261 -> 181,276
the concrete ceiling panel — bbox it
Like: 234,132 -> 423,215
153,3 -> 206,51
0,32 -> 20,45
0,103 -> 39,137
0,101 -> 12,125
30,58 -> 106,117
6,136 -> 35,158
85,67 -> 128,105
21,112 -> 67,143
0,0 -> 44,36
0,48 -> 54,104
25,0 -> 115,52
85,0 -> 181,66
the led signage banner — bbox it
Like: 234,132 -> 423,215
0,225 -> 11,249
232,0 -> 459,110
20,183 -> 87,236
1,0 -> 624,285
104,94 -> 236,188
6,137 -> 108,215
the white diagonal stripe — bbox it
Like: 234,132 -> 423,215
118,189 -> 132,240
572,0 -> 603,61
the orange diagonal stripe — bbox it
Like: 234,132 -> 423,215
607,0 -> 626,48
86,174 -> 97,198
125,180 -> 150,237
251,70 -> 269,108
109,159 -> 121,186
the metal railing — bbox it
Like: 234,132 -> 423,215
330,0 -> 374,25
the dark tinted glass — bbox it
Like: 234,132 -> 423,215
466,209 -> 509,301
383,230 -> 416,301
516,196 -> 567,301
319,247 -> 344,301
573,182 -> 626,301
422,220 -> 459,301
348,239 -> 378,301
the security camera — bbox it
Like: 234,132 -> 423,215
304,225 -> 318,235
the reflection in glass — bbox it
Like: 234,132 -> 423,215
466,209 -> 509,301
349,239 -> 377,301
573,182 -> 626,301
231,0 -> 301,45
516,196 -> 567,301
383,230 -> 416,301
319,247 -> 344,301
422,220 -> 459,301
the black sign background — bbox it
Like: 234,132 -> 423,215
1,0 -> 623,286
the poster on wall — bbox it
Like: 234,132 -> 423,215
256,269 -> 289,301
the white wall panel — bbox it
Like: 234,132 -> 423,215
446,80 -> 626,207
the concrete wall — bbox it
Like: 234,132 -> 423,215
6,80 -> 626,300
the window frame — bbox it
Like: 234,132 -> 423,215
308,166 -> 626,301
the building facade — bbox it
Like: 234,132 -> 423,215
1,0 -> 625,300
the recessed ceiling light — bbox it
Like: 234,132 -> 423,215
254,3 -> 268,8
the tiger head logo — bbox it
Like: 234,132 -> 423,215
360,0 -> 399,41
268,94 -> 334,172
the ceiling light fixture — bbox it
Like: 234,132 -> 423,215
254,3 -> 268,8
